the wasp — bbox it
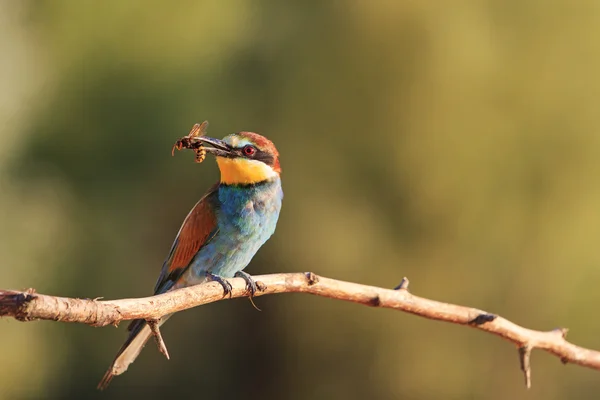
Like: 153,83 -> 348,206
171,120 -> 209,163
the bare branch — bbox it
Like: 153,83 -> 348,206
1,272 -> 600,387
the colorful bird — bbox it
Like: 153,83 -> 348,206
98,129 -> 283,390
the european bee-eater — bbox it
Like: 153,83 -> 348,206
98,129 -> 283,389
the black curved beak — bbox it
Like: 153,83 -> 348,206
198,136 -> 235,158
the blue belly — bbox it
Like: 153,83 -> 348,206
187,178 -> 283,280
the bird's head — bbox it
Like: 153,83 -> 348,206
199,131 -> 281,185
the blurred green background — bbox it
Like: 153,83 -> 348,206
2,1 -> 600,399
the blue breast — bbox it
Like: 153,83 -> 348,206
189,177 -> 283,279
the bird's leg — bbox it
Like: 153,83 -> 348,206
206,272 -> 233,298
235,271 -> 262,311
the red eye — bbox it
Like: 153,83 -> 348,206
243,145 -> 256,156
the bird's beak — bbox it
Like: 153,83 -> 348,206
198,137 -> 235,158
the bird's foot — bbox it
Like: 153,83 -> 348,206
206,272 -> 233,298
235,271 -> 258,297
235,271 -> 262,311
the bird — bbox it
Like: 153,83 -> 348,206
98,129 -> 283,390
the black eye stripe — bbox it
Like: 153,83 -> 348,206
255,151 -> 274,165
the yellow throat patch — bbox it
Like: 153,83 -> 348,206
216,157 -> 277,185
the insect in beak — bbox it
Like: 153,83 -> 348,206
171,121 -> 209,163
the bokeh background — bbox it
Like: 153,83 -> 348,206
2,1 -> 600,399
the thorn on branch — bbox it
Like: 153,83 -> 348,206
83,296 -> 105,301
147,320 -> 170,360
468,313 -> 497,326
394,277 -> 410,291
518,345 -> 532,389
305,272 -> 319,285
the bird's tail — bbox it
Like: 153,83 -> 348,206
97,315 -> 171,390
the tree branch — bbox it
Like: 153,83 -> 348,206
1,272 -> 599,387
